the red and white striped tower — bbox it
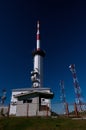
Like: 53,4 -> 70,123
31,21 -> 45,88
69,64 -> 83,111
59,80 -> 67,114
37,21 -> 40,50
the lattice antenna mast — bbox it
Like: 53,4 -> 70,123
60,80 -> 66,103
69,64 -> 83,110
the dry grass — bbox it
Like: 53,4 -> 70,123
0,117 -> 86,130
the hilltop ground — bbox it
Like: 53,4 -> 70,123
0,117 -> 86,130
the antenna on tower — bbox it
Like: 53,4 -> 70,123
69,64 -> 83,111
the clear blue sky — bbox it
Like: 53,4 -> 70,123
0,0 -> 86,105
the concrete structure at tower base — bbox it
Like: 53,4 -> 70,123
9,88 -> 54,117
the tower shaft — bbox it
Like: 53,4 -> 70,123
33,55 -> 43,87
31,21 -> 45,88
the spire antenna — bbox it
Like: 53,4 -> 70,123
37,20 -> 40,50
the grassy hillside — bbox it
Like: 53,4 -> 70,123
0,117 -> 86,130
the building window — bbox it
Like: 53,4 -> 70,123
23,99 -> 32,103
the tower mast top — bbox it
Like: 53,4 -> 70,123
36,21 -> 40,50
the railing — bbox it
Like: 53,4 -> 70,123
0,102 -> 86,117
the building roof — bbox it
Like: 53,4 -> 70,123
14,91 -> 54,100
12,87 -> 51,92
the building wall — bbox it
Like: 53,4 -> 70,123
9,90 -> 28,115
28,97 -> 39,116
16,101 -> 27,116
16,97 -> 39,117
38,111 -> 51,116
9,88 -> 51,116
16,97 -> 51,117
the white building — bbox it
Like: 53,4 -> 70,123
9,88 -> 53,116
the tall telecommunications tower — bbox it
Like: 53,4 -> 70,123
31,21 -> 45,88
69,64 -> 83,111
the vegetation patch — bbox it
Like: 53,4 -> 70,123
0,117 -> 86,130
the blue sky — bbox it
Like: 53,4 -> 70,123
0,0 -> 86,105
